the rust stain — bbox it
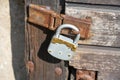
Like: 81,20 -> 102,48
61,15 -> 91,39
28,4 -> 55,28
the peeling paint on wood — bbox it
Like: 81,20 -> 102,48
66,4 -> 120,47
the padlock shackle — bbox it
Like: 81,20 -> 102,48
55,24 -> 80,44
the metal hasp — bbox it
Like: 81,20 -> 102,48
27,4 -> 91,39
48,24 -> 80,60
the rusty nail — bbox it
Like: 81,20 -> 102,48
76,70 -> 95,80
55,67 -> 62,76
27,61 -> 34,73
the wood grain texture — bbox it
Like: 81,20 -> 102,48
66,3 -> 120,47
70,45 -> 120,80
66,0 -> 120,6
66,3 -> 120,80
25,0 -> 68,80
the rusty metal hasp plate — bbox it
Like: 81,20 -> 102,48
27,4 -> 91,39
76,70 -> 96,80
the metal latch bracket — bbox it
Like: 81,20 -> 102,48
27,4 -> 92,39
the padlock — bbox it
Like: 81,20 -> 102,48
47,24 -> 80,60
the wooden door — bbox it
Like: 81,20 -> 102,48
25,0 -> 120,80
25,0 -> 68,80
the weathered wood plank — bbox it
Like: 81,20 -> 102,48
67,3 -> 120,80
66,0 -> 120,6
66,3 -> 120,47
70,45 -> 120,80
25,0 -> 68,80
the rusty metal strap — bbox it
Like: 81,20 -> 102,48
27,4 -> 91,39
76,70 -> 96,80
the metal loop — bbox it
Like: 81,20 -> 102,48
55,24 -> 80,44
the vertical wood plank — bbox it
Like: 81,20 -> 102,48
25,0 -> 68,80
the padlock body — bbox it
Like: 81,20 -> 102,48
48,35 -> 76,60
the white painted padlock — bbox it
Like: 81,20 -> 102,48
47,24 -> 80,60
